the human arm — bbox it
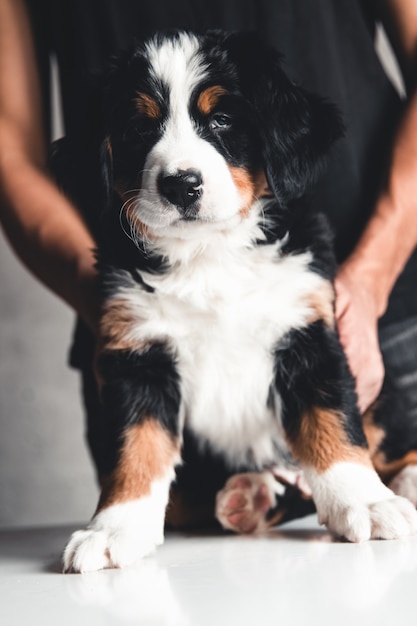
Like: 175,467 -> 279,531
335,0 -> 417,412
0,0 -> 99,331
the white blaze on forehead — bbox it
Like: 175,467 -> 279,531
145,33 -> 208,114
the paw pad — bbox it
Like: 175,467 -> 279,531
216,472 -> 278,534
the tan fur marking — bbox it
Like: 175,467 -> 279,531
135,92 -> 161,119
372,451 -> 417,483
112,189 -> 152,244
289,407 -> 371,473
228,166 -> 257,217
197,85 -> 228,114
253,171 -> 273,198
362,406 -> 386,458
97,421 -> 178,512
360,404 -> 409,483
124,202 -> 151,240
229,168 -> 271,217
99,298 -> 146,352
305,281 -> 335,328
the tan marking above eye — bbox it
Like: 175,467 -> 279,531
197,85 -> 229,115
134,92 -> 161,119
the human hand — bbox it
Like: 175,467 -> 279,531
334,266 -> 385,414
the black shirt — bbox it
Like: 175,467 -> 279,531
27,0 -> 417,329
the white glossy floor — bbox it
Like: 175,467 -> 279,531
1,515 -> 417,626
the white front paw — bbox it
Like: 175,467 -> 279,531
307,463 -> 417,543
63,516 -> 163,573
319,495 -> 417,542
63,475 -> 172,573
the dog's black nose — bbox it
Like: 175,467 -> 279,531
158,169 -> 203,212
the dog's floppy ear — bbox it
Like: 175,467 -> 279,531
259,87 -> 344,204
99,47 -> 136,210
224,32 -> 344,204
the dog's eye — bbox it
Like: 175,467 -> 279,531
209,113 -> 232,131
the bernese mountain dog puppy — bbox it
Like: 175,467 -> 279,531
63,30 -> 417,572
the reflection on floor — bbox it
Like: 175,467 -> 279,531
1,514 -> 417,626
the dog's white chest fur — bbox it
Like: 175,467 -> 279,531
120,231 -> 325,468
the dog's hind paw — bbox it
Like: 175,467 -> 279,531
215,472 -> 283,534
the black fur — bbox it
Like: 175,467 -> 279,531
97,343 -> 181,474
274,320 -> 367,448
375,376 -> 417,463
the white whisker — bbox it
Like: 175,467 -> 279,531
118,198 -> 149,253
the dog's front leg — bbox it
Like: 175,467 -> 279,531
63,342 -> 182,573
275,320 -> 417,541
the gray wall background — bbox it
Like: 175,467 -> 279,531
0,238 -> 98,528
0,28 -> 403,529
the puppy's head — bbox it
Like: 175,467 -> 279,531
102,31 -> 342,240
